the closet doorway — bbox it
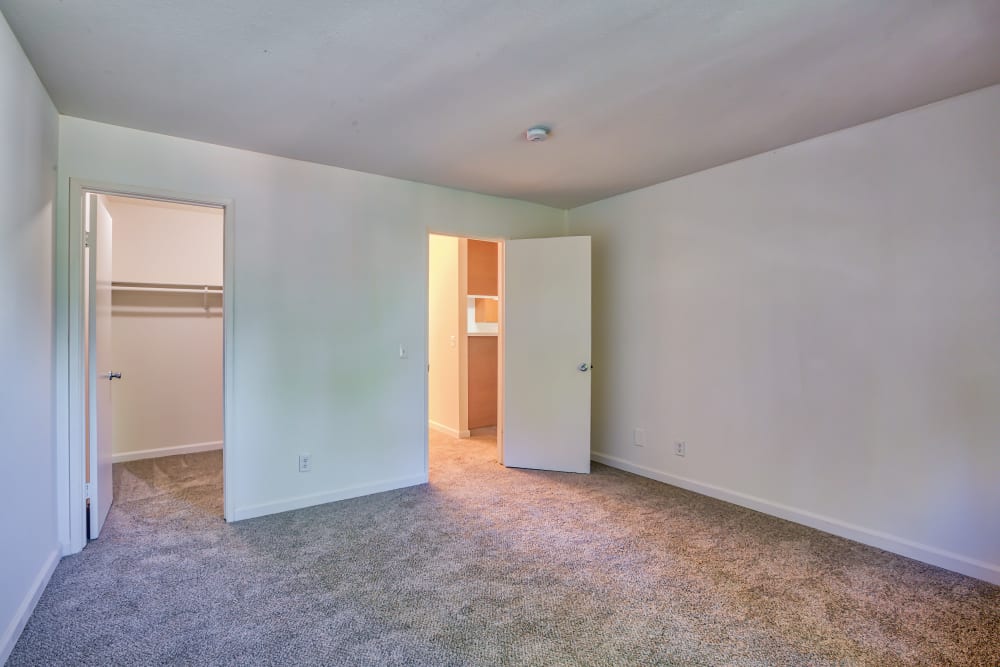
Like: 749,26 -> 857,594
72,183 -> 232,545
427,234 -> 503,463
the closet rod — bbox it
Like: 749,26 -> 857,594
112,286 -> 223,295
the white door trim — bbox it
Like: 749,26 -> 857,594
58,179 -> 235,554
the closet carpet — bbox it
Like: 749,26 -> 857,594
9,432 -> 1000,666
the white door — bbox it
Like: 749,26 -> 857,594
502,236 -> 591,473
88,193 -> 115,538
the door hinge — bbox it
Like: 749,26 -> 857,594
84,231 -> 91,248
84,482 -> 91,500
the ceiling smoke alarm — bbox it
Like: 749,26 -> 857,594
524,126 -> 551,142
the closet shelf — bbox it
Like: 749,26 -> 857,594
112,282 -> 222,311
112,282 -> 222,295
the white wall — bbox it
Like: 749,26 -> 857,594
106,196 -> 224,460
57,117 -> 566,523
569,84 -> 1000,584
109,197 -> 224,285
427,234 -> 463,436
0,10 -> 60,663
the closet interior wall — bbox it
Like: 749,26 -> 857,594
106,196 -> 224,461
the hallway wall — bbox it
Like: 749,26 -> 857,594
428,234 -> 464,436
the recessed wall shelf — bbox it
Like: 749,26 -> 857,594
467,294 -> 498,335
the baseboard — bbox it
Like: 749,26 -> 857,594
230,473 -> 428,522
591,451 -> 1000,586
428,420 -> 471,439
112,440 -> 223,463
0,547 -> 59,665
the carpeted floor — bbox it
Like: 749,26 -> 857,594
9,431 -> 1000,666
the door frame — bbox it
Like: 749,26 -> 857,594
59,178 -> 235,554
424,231 -> 506,476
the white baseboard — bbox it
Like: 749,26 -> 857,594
428,420 -> 471,439
591,451 -> 1000,586
112,440 -> 223,463
0,547 -> 59,665
230,473 -> 428,522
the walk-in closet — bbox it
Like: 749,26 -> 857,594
105,195 -> 224,464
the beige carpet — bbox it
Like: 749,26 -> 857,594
9,430 -> 1000,666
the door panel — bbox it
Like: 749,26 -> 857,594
502,236 -> 591,473
89,193 -> 114,538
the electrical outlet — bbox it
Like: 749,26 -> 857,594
298,454 -> 312,472
675,441 -> 686,457
633,428 -> 646,447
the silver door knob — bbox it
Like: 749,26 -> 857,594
107,372 -> 122,380
578,363 -> 591,372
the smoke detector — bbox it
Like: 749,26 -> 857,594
524,126 -> 551,142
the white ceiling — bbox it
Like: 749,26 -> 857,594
3,1 -> 1000,208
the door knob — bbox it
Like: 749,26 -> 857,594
578,363 -> 591,372
106,372 -> 122,380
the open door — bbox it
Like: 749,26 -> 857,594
502,236 -> 591,473
88,193 -> 115,538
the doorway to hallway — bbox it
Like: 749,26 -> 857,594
427,234 -> 502,460
425,232 -> 594,476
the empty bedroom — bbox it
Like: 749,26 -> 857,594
1,1 -> 998,665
